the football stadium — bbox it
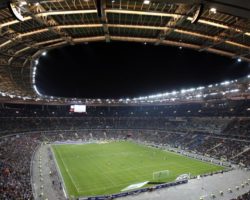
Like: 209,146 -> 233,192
0,0 -> 250,200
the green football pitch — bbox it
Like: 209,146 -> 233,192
52,141 -> 224,198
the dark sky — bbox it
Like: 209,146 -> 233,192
36,42 -> 250,98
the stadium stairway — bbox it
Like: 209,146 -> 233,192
231,147 -> 250,159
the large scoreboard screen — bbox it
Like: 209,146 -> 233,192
70,105 -> 86,113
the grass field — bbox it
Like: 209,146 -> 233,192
52,141 -> 224,198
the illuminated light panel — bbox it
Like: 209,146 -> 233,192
73,36 -> 106,43
18,29 -> 49,37
0,40 -> 12,48
187,17 -> 229,29
0,17 -> 32,28
225,41 -> 249,49
143,0 -> 150,5
34,38 -> 65,47
46,41 -> 68,49
15,46 -> 31,55
210,8 -> 217,14
105,9 -> 182,18
70,105 -> 86,113
0,10 -> 96,28
108,24 -> 169,31
110,36 -> 157,43
56,24 -> 102,29
36,9 -> 97,17
174,29 -> 214,40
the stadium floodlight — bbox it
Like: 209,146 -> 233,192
237,58 -> 242,62
230,89 -> 239,93
210,8 -> 217,14
197,86 -> 205,90
181,89 -> 186,94
42,51 -> 47,56
35,59 -> 39,65
143,0 -> 150,5
220,81 -> 230,86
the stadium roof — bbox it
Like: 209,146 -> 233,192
0,0 -> 250,105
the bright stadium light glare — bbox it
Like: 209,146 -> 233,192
197,86 -> 205,90
19,0 -> 28,7
42,51 -> 47,56
230,89 -> 239,93
210,8 -> 217,14
143,0 -> 150,5
220,81 -> 230,86
181,89 -> 186,94
237,58 -> 242,62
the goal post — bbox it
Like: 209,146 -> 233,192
152,170 -> 169,181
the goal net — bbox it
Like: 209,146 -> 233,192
153,170 -> 169,181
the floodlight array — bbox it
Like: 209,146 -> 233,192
1,66 -> 250,105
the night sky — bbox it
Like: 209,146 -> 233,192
36,42 -> 250,98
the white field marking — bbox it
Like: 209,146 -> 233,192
77,180 -> 149,193
57,149 -> 82,193
51,146 -> 69,198
77,173 -> 152,191
101,163 -> 172,175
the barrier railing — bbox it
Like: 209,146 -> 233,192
79,180 -> 188,200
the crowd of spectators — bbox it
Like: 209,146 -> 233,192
1,99 -> 250,118
0,134 -> 39,200
231,191 -> 250,200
